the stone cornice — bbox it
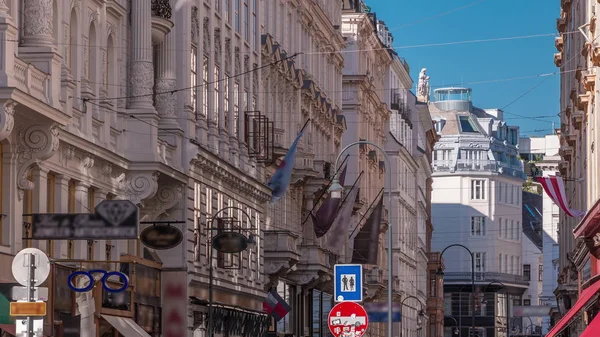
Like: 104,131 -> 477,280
128,162 -> 188,184
190,146 -> 271,204
60,129 -> 130,169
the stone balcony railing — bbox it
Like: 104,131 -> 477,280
151,0 -> 172,19
13,57 -> 50,104
432,159 -> 527,179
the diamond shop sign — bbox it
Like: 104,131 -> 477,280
30,200 -> 139,240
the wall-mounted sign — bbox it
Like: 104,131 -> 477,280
31,200 -> 139,240
212,232 -> 248,253
140,225 -> 183,250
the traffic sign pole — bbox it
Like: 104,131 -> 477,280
25,253 -> 35,337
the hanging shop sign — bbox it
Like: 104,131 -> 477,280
140,225 -> 184,250
67,270 -> 129,293
211,232 -> 248,253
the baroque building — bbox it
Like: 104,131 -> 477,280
549,0 -> 600,336
429,87 -> 528,337
260,0 -> 346,336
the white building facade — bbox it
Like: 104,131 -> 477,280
430,87 -> 528,337
519,134 -> 561,334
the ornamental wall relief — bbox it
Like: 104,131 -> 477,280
117,171 -> 159,206
0,100 -> 17,142
16,124 -> 60,199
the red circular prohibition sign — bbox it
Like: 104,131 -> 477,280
327,301 -> 370,337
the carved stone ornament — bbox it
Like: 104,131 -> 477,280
203,17 -> 210,52
101,48 -> 107,88
83,37 -> 89,80
130,61 -> 154,98
191,7 -> 199,43
235,47 -> 241,75
214,28 -> 221,63
140,183 -> 184,221
23,0 -> 53,38
0,100 -> 17,142
80,154 -> 95,175
252,65 -> 258,92
224,38 -> 231,73
244,56 -> 250,87
16,124 -> 60,199
117,171 -> 160,206
154,78 -> 177,116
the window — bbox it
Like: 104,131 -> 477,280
233,82 -> 239,136
510,256 -> 514,274
67,180 -> 76,258
87,187 -> 95,260
523,299 -> 531,306
202,55 -> 209,117
504,219 -> 509,238
510,220 -> 514,240
498,254 -> 502,273
474,252 -> 486,272
539,265 -> 543,281
458,116 -> 479,133
251,0 -> 257,47
516,222 -> 520,240
523,264 -> 531,281
46,173 -> 55,257
224,76 -> 229,130
234,0 -> 240,32
276,283 -> 294,333
224,0 -> 229,22
213,66 -> 220,125
243,0 -> 249,41
215,0 -> 220,13
471,179 -> 486,200
190,45 -> 198,114
498,218 -> 502,238
516,256 -> 520,274
470,216 -> 486,236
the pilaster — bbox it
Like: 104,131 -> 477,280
73,181 -> 90,259
93,190 -> 108,260
31,165 -> 48,251
155,29 -> 178,128
0,12 -> 17,88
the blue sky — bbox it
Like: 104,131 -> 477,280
368,0 -> 560,137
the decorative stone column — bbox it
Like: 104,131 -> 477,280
129,0 -> 154,109
21,0 -> 54,47
155,30 -> 178,127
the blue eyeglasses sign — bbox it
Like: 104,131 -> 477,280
67,270 -> 129,293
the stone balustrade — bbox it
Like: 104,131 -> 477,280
13,57 -> 50,103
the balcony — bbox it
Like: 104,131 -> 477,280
442,272 -> 529,286
577,91 -> 591,110
13,57 -> 50,104
263,230 -> 300,275
365,267 -> 385,300
582,42 -> 591,57
555,35 -> 564,52
592,47 -> 600,66
561,0 -> 572,11
572,110 -> 584,128
554,52 -> 563,67
584,74 -> 596,91
559,145 -> 573,159
151,0 -> 174,45
557,15 -> 567,33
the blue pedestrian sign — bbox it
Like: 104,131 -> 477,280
334,264 -> 363,302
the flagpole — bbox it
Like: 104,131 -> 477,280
348,187 -> 384,238
299,118 -> 311,133
329,140 -> 394,337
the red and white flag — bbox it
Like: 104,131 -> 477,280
535,176 -> 585,217
262,288 -> 291,322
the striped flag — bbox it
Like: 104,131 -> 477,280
262,288 -> 291,322
267,129 -> 305,204
535,176 -> 585,217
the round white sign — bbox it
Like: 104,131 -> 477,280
11,248 -> 50,287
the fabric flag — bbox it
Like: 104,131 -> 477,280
535,176 -> 585,217
262,288 -> 291,322
313,165 -> 348,237
351,195 -> 384,265
324,180 -> 360,255
268,129 -> 305,204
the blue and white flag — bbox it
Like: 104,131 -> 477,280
267,129 -> 305,204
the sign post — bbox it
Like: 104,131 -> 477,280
334,264 -> 363,302
328,301 -> 369,337
10,248 -> 50,337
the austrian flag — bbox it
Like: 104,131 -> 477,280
263,288 -> 291,322
535,176 -> 585,217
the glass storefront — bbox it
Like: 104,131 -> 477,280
311,289 -> 333,337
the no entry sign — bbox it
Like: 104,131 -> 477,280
328,301 -> 369,337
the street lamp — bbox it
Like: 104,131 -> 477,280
483,281 -> 510,337
205,206 -> 257,337
399,295 -> 425,337
437,244 -> 475,337
443,316 -> 460,336
329,140 -> 393,337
